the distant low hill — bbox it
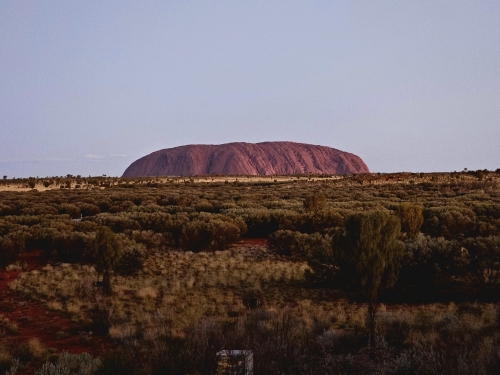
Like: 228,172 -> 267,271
122,141 -> 369,177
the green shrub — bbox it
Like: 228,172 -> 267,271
279,210 -> 343,234
422,206 -> 477,239
269,230 -> 328,257
303,193 -> 327,212
57,203 -> 81,219
115,235 -> 147,276
180,219 -> 241,251
228,209 -> 294,238
396,203 -> 423,240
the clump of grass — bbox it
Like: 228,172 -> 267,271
27,338 -> 48,361
47,301 -> 63,311
137,286 -> 157,299
6,263 -> 22,271
0,314 -> 19,334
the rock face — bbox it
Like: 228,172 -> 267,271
122,142 -> 369,177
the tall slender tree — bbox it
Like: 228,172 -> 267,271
396,203 -> 423,240
93,227 -> 122,295
332,211 -> 404,348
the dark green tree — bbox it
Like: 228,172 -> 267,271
93,227 -> 122,295
396,203 -> 423,240
332,211 -> 404,347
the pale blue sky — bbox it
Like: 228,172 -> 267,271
1,1 -> 499,177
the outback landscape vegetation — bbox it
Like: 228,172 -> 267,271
2,0 -> 500,374
1,170 -> 500,374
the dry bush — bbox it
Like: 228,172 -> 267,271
34,351 -> 101,375
0,343 -> 13,373
11,338 -> 49,364
27,338 -> 48,361
78,277 -> 115,335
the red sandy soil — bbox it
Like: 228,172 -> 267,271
0,250 -> 114,374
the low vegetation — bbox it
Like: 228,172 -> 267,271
0,170 -> 499,374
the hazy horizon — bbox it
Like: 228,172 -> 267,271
1,1 -> 499,178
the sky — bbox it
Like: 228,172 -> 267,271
1,1 -> 499,177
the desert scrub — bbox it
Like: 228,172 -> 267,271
34,351 -> 100,375
10,245 -> 310,332
376,302 -> 499,349
11,243 -> 499,347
